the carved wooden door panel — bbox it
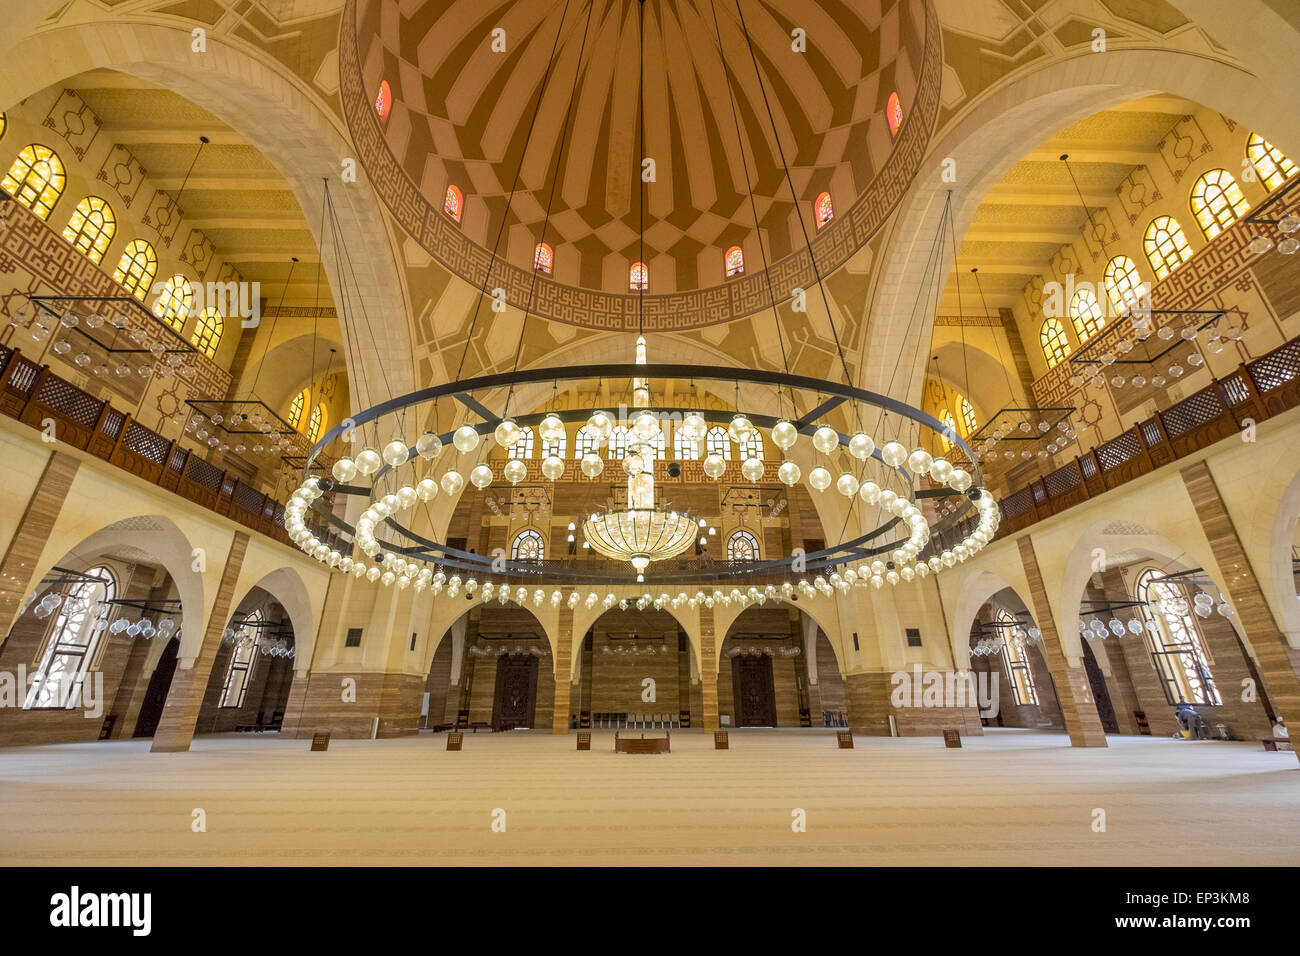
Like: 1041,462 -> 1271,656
733,654 -> 777,727
492,655 -> 538,729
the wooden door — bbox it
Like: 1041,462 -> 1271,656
133,636 -> 179,737
732,654 -> 777,727
1081,640 -> 1120,734
492,654 -> 538,730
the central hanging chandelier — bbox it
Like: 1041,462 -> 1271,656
284,0 -> 1001,611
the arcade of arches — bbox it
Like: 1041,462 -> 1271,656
1,0 -> 1299,867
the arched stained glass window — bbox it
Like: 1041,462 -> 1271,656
220,607 -> 262,709
62,196 -> 116,264
575,426 -> 601,457
705,426 -> 731,461
1070,287 -> 1105,342
814,191 -> 833,230
673,428 -> 700,460
534,242 -> 553,275
1135,568 -> 1220,705
1190,168 -> 1250,241
630,261 -> 648,290
1246,133 -> 1296,192
512,529 -> 544,563
308,405 -> 324,443
737,431 -> 763,460
887,92 -> 904,137
997,607 -> 1039,706
727,529 -> 760,564
940,411 -> 956,451
1104,255 -> 1145,316
375,81 -> 392,124
191,307 -> 223,358
957,396 -> 978,437
724,245 -> 744,278
288,389 -> 307,430
508,426 -> 535,459
1143,216 -> 1193,280
608,426 -> 630,459
24,565 -> 116,710
112,239 -> 157,300
152,274 -> 195,332
444,185 -> 463,223
2,144 -> 65,219
1040,318 -> 1071,368
541,429 -> 565,460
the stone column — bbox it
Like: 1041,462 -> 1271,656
552,601 -> 574,733
1018,536 -> 1108,747
1182,461 -> 1300,763
699,605 -> 719,730
0,452 -> 80,648
151,533 -> 249,753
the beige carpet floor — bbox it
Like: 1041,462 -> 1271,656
0,728 -> 1296,866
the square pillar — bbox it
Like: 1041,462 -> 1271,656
151,533 -> 249,752
699,605 -> 719,730
552,602 -> 574,733
1018,537 -> 1108,747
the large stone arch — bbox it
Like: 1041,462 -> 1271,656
864,47 -> 1300,405
941,563 -> 1036,673
0,18 -> 413,409
226,561 -> 324,672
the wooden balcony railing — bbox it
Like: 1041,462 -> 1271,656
0,342 -> 343,551
990,335 -> 1300,539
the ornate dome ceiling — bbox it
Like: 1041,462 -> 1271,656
342,0 -> 940,330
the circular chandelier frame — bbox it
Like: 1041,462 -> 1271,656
291,361 -> 995,592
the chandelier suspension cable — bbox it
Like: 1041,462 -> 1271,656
971,266 -> 1017,407
1061,153 -> 1112,261
706,0 -> 798,422
944,194 -> 973,445
638,0 -> 646,341
733,0 -> 858,427
503,0 -> 595,420
157,136 -> 208,244
451,0 -> 577,402
245,256 -> 297,404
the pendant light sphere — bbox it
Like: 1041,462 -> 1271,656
504,459 -> 528,484
588,410 -> 615,441
453,425 -> 481,454
415,477 -> 438,502
848,432 -> 875,461
880,440 -> 908,468
906,449 -> 933,475
440,470 -> 465,496
623,452 -> 645,477
808,466 -> 832,492
541,455 -> 565,481
396,485 -> 418,510
771,420 -> 798,451
858,480 -> 881,505
777,460 -> 801,486
382,439 -> 410,468
580,452 -> 604,478
632,411 -> 659,441
469,464 -> 494,490
929,458 -> 953,483
539,414 -> 565,443
812,425 -> 838,455
879,489 -> 897,511
949,468 -> 973,493
703,453 -> 727,479
332,457 -> 357,483
493,419 -> 521,449
416,431 -> 443,460
836,472 -> 860,498
681,412 -> 707,441
741,457 -> 764,482
728,414 -> 755,444
354,448 -> 382,476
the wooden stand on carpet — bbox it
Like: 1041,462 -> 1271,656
446,732 -> 463,751
576,732 -> 591,750
615,732 -> 670,754
1260,737 -> 1291,751
713,730 -> 729,749
836,730 -> 853,749
943,728 -> 962,748
310,732 -> 330,751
